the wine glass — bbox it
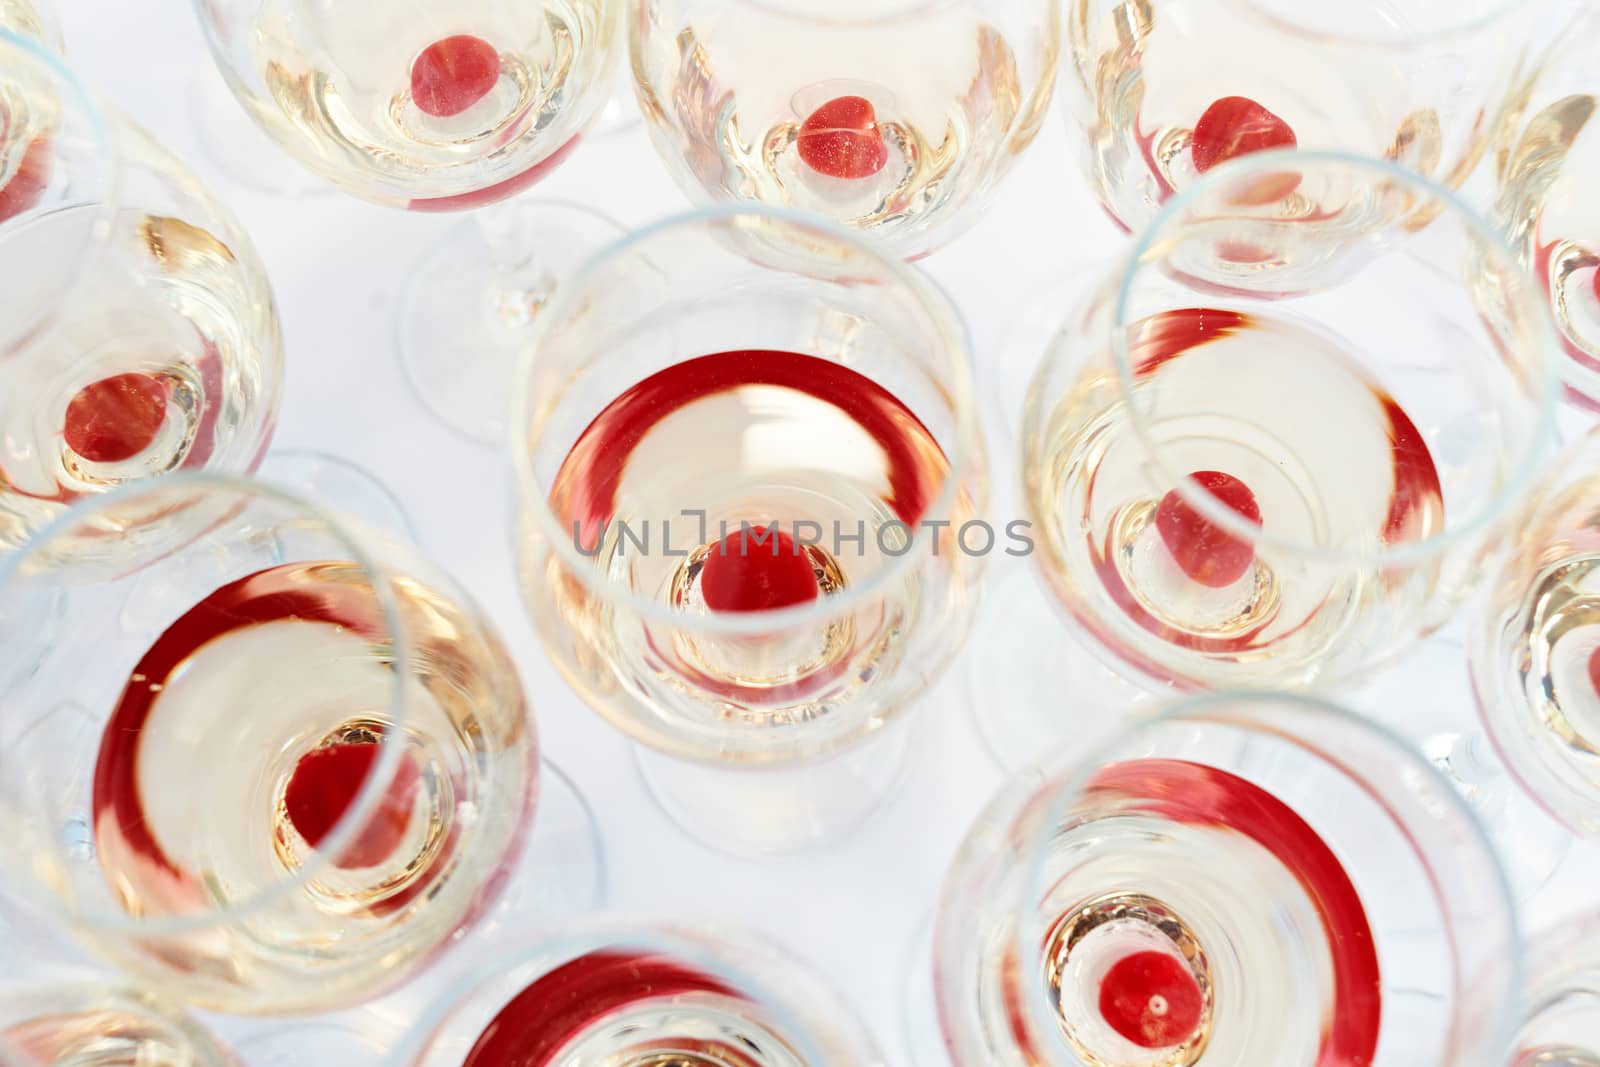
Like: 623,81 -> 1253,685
1064,0 -> 1536,234
511,204 -> 986,853
0,29 -> 283,556
0,473 -> 601,1014
1470,426 -> 1600,837
193,0 -> 623,445
394,921 -> 884,1065
0,981 -> 238,1065
630,0 -> 1061,259
984,150 -> 1556,763
1506,915 -> 1600,1064
1489,2 -> 1600,408
928,691 -> 1520,1066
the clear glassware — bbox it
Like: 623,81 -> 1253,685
1064,0 -> 1535,234
0,0 -> 59,48
0,30 -> 283,556
193,0 -> 624,445
1489,2 -> 1600,408
1470,426 -> 1600,836
394,921 -> 884,1065
931,691 -> 1520,1066
630,0 -> 1061,259
1342,628 -> 1572,904
0,473 -> 601,1015
1013,150 -> 1553,716
0,981 -> 238,1065
1506,914 -> 1600,1064
511,204 -> 987,853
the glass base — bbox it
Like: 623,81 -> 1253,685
256,450 -> 415,540
396,203 -> 624,446
189,64 -> 329,199
983,260 -> 1102,453
1424,732 -> 1573,903
226,1021 -> 392,1066
901,918 -> 950,1067
634,721 -> 912,857
1351,632 -> 1573,901
969,567 -> 1159,772
477,758 -> 607,927
334,759 -> 606,1031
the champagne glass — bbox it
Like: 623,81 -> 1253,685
630,0 -> 1061,259
928,691 -> 1520,1066
1506,915 -> 1600,1064
512,204 -> 986,853
193,0 -> 623,445
0,473 -> 601,1014
1470,426 -> 1600,837
1064,0 -> 1535,234
0,29 -> 283,555
986,150 -> 1556,763
1490,2 -> 1600,408
395,921 -> 883,1065
0,982 -> 238,1065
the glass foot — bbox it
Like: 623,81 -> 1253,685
189,64 -> 329,198
1423,732 -> 1573,903
396,202 -> 624,447
476,758 -> 607,928
969,567 -> 1158,772
256,450 -> 414,540
227,1021 -> 392,1066
349,759 -> 606,1031
901,918 -> 950,1067
634,720 -> 912,857
1350,631 -> 1574,901
985,260 -> 1102,453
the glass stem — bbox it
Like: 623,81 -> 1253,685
475,201 -> 557,329
1434,731 -> 1507,813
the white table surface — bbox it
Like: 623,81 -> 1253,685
14,5 -> 1600,1064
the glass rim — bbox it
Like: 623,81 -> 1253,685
509,200 -> 982,637
1225,0 -> 1529,46
0,470 -> 419,939
1109,146 -> 1560,571
389,919 -> 872,1064
1008,689 -> 1522,1065
0,27 -> 120,363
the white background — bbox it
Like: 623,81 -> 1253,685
20,4 -> 1600,1063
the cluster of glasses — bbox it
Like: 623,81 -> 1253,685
0,0 -> 1599,1063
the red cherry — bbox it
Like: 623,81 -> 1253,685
797,95 -> 888,180
700,525 -> 819,613
1591,265 -> 1600,307
410,35 -> 502,119
1099,950 -> 1205,1049
0,137 -> 51,223
63,373 -> 169,464
283,742 -> 421,870
1155,470 -> 1262,588
1191,96 -> 1297,174
1588,646 -> 1600,698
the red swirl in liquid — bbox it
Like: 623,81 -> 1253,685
1088,759 -> 1381,1066
461,951 -> 742,1066
549,349 -> 947,552
91,564 -> 391,900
